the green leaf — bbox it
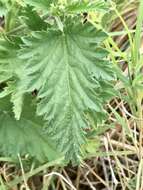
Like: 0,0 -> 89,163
18,21 -> 114,163
11,91 -> 24,120
0,38 -> 25,120
20,6 -> 47,31
24,0 -> 57,12
66,0 -> 109,14
0,39 -> 19,83
0,96 -> 60,162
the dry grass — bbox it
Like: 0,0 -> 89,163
0,98 -> 142,189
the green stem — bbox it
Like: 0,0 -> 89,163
134,0 -> 143,66
0,157 -> 15,162
134,0 -> 143,117
5,2 -> 20,32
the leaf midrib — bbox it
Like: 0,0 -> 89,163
63,35 -> 74,118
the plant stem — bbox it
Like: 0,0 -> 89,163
134,0 -> 143,66
5,1 -> 20,32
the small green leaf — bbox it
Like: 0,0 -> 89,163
0,38 -> 25,120
66,0 -> 109,14
20,6 -> 47,31
24,0 -> 57,12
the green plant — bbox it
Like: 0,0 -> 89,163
106,0 -> 143,135
0,0 -> 115,165
104,1 -> 143,189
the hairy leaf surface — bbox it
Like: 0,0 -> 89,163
18,21 -> 114,163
